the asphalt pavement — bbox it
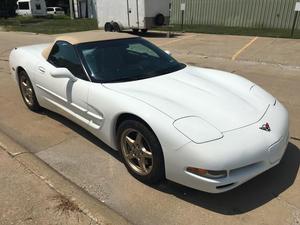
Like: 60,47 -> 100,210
0,30 -> 299,225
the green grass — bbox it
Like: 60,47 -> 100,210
156,24 -> 300,39
1,16 -> 299,38
0,16 -> 98,34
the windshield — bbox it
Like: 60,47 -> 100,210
76,38 -> 186,83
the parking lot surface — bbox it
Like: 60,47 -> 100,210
0,30 -> 299,225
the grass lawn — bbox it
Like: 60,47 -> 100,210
0,16 -> 98,34
156,24 -> 300,39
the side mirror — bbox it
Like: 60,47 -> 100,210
50,67 -> 78,82
164,50 -> 172,56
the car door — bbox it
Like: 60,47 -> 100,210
35,41 -> 91,129
127,0 -> 139,28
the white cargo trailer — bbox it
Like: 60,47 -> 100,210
96,0 -> 170,33
16,0 -> 47,16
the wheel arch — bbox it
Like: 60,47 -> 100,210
114,113 -> 164,153
115,113 -> 157,141
16,66 -> 26,81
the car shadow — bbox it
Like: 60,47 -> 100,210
41,109 -> 300,215
41,109 -> 122,162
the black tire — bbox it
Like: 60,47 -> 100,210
117,120 -> 165,184
104,22 -> 113,32
154,13 -> 165,26
112,22 -> 121,32
141,29 -> 148,34
132,28 -> 139,34
18,70 -> 41,112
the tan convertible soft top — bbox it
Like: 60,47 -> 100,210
42,32 -> 135,59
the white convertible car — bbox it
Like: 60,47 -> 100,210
9,32 -> 289,193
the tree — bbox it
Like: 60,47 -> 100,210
0,0 -> 17,18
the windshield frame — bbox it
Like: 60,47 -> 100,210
75,37 -> 186,83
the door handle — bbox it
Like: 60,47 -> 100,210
38,66 -> 45,73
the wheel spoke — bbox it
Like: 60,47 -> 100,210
141,147 -> 152,158
138,157 -> 147,172
22,81 -> 27,87
125,136 -> 135,149
135,133 -> 142,146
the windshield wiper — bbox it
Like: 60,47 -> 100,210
105,76 -> 144,83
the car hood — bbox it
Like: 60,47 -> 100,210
104,66 -> 274,132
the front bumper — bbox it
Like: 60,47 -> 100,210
164,101 -> 289,193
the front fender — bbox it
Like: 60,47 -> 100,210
87,83 -> 191,153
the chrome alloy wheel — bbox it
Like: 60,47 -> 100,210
20,75 -> 34,106
121,128 -> 153,175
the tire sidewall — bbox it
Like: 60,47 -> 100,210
117,120 -> 165,184
104,22 -> 113,32
155,13 -> 165,26
112,22 -> 120,32
18,70 -> 41,112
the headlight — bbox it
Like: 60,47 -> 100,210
186,167 -> 227,179
173,116 -> 223,144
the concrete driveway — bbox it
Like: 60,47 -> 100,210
0,30 -> 299,225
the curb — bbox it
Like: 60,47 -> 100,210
0,131 -> 132,225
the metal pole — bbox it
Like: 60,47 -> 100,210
136,0 -> 139,29
69,0 -> 74,19
167,3 -> 171,38
181,10 -> 184,31
291,11 -> 299,37
86,0 -> 88,18
126,0 -> 130,27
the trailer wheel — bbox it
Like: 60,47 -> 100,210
112,22 -> 121,32
132,29 -> 139,34
155,13 -> 165,26
104,22 -> 113,32
141,29 -> 148,33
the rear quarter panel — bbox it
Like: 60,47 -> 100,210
9,44 -> 49,83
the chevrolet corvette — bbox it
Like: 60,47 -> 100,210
9,32 -> 289,193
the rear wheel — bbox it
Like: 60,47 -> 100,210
18,70 -> 41,112
155,13 -> 165,26
117,120 -> 165,184
112,22 -> 121,32
141,29 -> 148,34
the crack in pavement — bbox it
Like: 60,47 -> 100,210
291,137 -> 300,142
37,134 -> 78,154
0,146 -> 104,225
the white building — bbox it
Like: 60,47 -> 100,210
73,0 -> 97,18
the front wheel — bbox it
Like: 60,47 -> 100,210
18,70 -> 41,112
104,22 -> 113,32
132,28 -> 139,34
117,120 -> 165,184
